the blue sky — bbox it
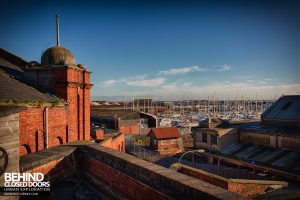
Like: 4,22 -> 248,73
1,0 -> 300,100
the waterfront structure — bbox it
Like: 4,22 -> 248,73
261,95 -> 300,128
192,95 -> 300,181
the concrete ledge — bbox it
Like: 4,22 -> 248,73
20,145 -> 77,172
229,179 -> 288,186
172,163 -> 288,197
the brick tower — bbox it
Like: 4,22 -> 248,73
25,15 -> 93,143
39,47 -> 93,142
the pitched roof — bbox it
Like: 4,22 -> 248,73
149,127 -> 181,139
262,95 -> 300,121
0,106 -> 27,118
0,48 -> 28,70
0,70 -> 60,103
0,48 -> 63,104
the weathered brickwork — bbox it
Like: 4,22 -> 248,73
119,125 -> 139,134
19,107 -> 68,155
23,153 -> 77,183
101,133 -> 125,152
91,129 -> 105,140
82,145 -> 246,200
174,163 -> 288,197
177,166 -> 228,189
81,155 -> 169,200
19,65 -> 92,156
19,144 -> 247,200
54,67 -> 92,142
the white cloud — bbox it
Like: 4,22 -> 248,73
121,74 -> 149,82
126,77 -> 166,87
158,66 -> 205,75
95,79 -> 300,99
216,64 -> 231,72
263,78 -> 273,81
150,82 -> 300,100
102,79 -> 118,87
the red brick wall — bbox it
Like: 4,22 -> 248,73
23,154 -> 77,183
157,138 -> 179,151
92,129 -> 104,140
19,107 -> 68,156
101,134 -> 125,152
177,166 -> 228,189
120,125 -> 139,134
19,66 -> 92,156
176,164 -> 287,197
81,155 -> 169,200
54,67 -> 91,143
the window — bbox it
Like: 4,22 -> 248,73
153,139 -> 157,145
161,140 -> 166,145
211,135 -> 217,145
79,73 -> 84,83
171,139 -> 177,144
202,133 -> 207,143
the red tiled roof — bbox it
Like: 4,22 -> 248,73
148,127 -> 181,139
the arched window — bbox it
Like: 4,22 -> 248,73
56,136 -> 63,145
20,144 -> 31,156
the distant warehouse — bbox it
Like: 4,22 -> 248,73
91,107 -> 157,135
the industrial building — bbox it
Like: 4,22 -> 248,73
91,107 -> 158,134
192,95 -> 300,181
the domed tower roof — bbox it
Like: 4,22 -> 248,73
41,46 -> 76,66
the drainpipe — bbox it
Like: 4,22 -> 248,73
44,107 -> 49,149
82,71 -> 85,140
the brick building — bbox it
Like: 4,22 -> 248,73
148,127 -> 183,155
0,43 -> 92,156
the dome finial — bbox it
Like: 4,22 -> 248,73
56,14 -> 60,46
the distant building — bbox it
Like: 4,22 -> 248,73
91,108 -> 157,134
192,95 -> 300,179
148,127 -> 183,155
198,117 -> 224,128
192,127 -> 238,152
261,95 -> 300,128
